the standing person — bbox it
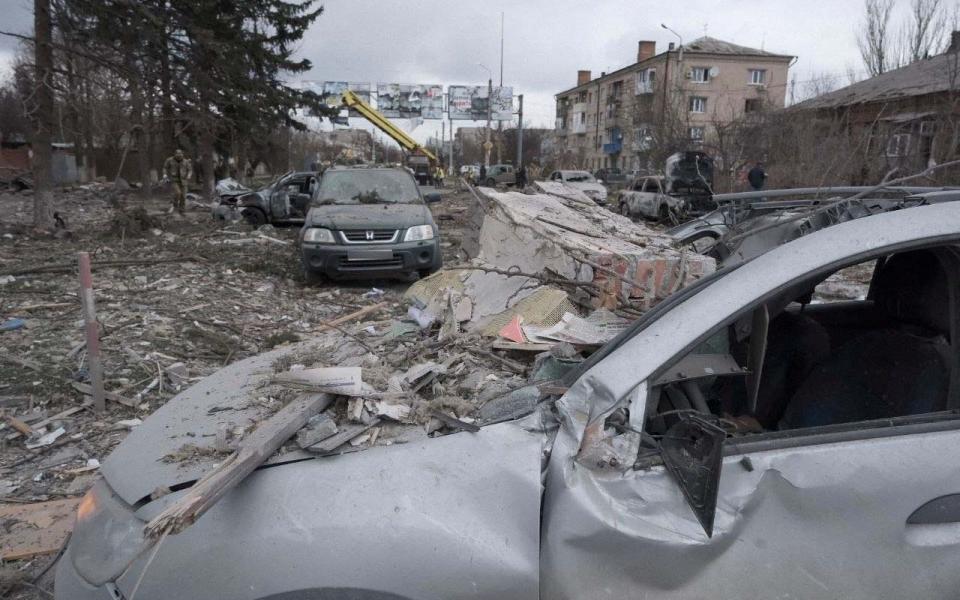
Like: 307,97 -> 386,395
479,164 -> 487,185
435,165 -> 445,189
516,165 -> 528,188
748,161 -> 767,191
163,149 -> 193,215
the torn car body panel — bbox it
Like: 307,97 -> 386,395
543,204 -> 960,598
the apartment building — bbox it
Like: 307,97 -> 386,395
554,36 -> 793,172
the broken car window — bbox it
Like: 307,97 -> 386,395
565,171 -> 596,183
313,170 -> 421,205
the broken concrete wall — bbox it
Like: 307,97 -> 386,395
478,183 -> 715,309
409,183 -> 715,335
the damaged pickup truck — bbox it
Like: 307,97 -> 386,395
57,202 -> 960,599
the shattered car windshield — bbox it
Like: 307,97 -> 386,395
566,172 -> 596,183
313,170 -> 420,205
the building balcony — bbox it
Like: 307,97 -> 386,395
602,141 -> 623,154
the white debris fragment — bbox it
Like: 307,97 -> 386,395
370,400 -> 411,422
25,427 -> 66,449
0,275 -> 15,285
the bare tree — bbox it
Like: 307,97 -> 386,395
32,0 -> 55,229
858,0 -> 896,76
900,0 -> 949,63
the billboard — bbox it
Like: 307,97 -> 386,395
448,85 -> 513,121
376,83 -> 444,119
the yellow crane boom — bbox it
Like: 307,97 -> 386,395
341,90 -> 437,163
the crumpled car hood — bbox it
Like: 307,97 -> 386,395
306,203 -> 430,230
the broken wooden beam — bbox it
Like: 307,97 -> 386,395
314,302 -> 387,334
143,393 -> 333,538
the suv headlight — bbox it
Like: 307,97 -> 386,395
303,227 -> 335,244
403,225 -> 435,242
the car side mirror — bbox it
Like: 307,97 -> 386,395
424,192 -> 442,204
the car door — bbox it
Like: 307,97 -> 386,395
542,209 -> 960,599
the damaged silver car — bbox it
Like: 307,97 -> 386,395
57,202 -> 960,599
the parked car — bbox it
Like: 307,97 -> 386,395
299,166 -> 442,283
614,175 -> 686,221
547,169 -> 608,204
56,201 -> 960,599
593,167 -> 627,186
459,164 -> 480,181
213,171 -> 320,226
480,163 -> 516,187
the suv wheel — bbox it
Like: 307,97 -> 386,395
302,264 -> 324,286
619,203 -> 631,218
485,178 -> 496,187
242,208 -> 267,227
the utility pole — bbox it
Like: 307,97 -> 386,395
441,120 -> 445,168
515,94 -> 524,169
448,118 -> 454,174
32,0 -> 55,229
485,77 -> 493,167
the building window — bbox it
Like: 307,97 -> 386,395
689,126 -> 705,141
744,98 -> 761,113
886,133 -> 912,157
749,69 -> 767,85
588,92 -> 593,103
576,91 -> 587,103
689,96 -> 707,113
690,66 -> 710,83
635,68 -> 656,94
611,80 -> 623,97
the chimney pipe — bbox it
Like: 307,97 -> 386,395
577,70 -> 592,86
950,30 -> 960,53
637,40 -> 656,63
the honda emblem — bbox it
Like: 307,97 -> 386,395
365,231 -> 375,241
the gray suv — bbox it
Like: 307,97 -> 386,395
299,166 -> 442,283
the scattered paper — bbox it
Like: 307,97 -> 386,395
523,310 -> 629,346
25,427 -> 66,449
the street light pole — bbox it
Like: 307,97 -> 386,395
515,93 -> 523,169
479,63 -> 493,168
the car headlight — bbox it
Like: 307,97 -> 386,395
403,224 -> 435,242
303,228 -> 335,244
71,481 -> 151,586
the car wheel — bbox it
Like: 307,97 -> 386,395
485,178 -> 496,187
619,203 -> 631,218
242,208 -> 267,227
658,204 -> 671,222
302,264 -> 324,286
418,267 -> 438,279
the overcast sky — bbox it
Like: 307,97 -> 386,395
0,0 -> 891,144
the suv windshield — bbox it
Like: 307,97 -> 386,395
314,170 -> 421,205
566,172 -> 595,183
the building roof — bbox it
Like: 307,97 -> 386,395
795,51 -> 959,110
683,36 -> 792,58
555,36 -> 793,97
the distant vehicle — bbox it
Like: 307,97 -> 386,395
213,171 -> 319,226
665,151 -> 714,215
615,175 -> 685,221
547,169 -> 608,205
299,166 -> 442,283
593,167 -> 627,185
406,151 -> 433,186
460,164 -> 480,181
481,164 -> 517,187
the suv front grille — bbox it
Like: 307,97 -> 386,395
340,230 -> 399,244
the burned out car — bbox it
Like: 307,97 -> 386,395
57,202 -> 960,599
300,166 -> 442,283
614,175 -> 685,221
214,171 -> 320,226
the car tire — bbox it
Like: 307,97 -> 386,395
485,178 -> 496,187
302,265 -> 324,286
658,204 -> 670,222
243,208 -> 267,228
418,267 -> 438,279
619,203 -> 631,218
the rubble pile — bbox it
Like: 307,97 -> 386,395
1,180 -> 713,597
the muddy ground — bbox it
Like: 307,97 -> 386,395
0,181 -> 472,598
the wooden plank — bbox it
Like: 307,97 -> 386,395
0,498 -> 81,561
315,302 -> 387,333
72,381 -> 138,408
4,402 -> 90,442
143,393 -> 333,538
3,414 -> 34,436
491,341 -> 555,352
308,419 -> 381,454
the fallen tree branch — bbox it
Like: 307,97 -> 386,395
0,257 -> 196,277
